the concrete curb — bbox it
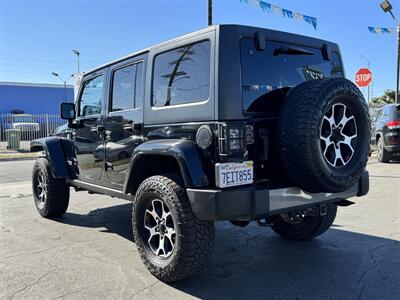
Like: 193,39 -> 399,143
0,152 -> 40,162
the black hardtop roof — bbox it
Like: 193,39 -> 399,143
85,24 -> 339,76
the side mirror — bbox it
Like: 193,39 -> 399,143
61,102 -> 76,120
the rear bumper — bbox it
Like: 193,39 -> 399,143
384,144 -> 400,153
384,132 -> 400,152
187,171 -> 369,221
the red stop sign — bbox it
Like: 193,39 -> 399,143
355,68 -> 372,87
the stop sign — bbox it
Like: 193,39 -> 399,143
355,68 -> 372,87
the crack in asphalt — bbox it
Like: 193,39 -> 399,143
129,280 -> 159,299
357,244 -> 388,300
8,271 -> 49,300
4,244 -> 66,260
51,286 -> 89,299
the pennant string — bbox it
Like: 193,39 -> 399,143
240,0 -> 394,34
240,0 -> 318,30
368,26 -> 394,34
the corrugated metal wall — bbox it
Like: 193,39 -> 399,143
0,82 -> 74,115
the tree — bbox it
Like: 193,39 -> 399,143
371,89 -> 395,105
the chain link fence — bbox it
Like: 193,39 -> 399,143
0,114 -> 65,151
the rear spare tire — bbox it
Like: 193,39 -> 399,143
276,78 -> 370,193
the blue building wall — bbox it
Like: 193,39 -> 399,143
0,82 -> 74,115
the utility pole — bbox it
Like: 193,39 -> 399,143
208,0 -> 212,26
397,24 -> 400,103
380,1 -> 399,104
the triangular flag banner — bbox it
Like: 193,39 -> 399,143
240,0 -> 317,30
368,26 -> 394,34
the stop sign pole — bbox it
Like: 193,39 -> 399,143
360,55 -> 371,102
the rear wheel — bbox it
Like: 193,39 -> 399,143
270,204 -> 337,241
377,136 -> 391,163
32,157 -> 70,218
132,175 -> 215,282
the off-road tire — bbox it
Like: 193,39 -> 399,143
276,78 -> 370,193
132,175 -> 215,282
270,204 -> 337,241
32,157 -> 70,218
377,136 -> 391,163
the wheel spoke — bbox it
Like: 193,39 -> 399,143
334,146 -> 345,166
162,209 -> 171,220
320,135 -> 334,156
324,115 -> 335,127
338,114 -> 354,129
340,133 -> 357,154
156,235 -> 166,256
145,208 -> 159,223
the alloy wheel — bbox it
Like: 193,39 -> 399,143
377,138 -> 383,161
320,103 -> 358,167
36,171 -> 47,208
144,199 -> 176,258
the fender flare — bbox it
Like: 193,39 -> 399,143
30,136 -> 75,178
123,139 -> 209,194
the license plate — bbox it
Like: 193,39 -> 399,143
215,161 -> 253,188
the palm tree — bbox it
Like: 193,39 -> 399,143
371,89 -> 396,105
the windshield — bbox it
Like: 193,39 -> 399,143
13,115 -> 36,123
240,39 -> 344,112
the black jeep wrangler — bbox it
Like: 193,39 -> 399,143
31,25 -> 370,282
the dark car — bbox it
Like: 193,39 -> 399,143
372,104 -> 400,162
30,25 -> 370,282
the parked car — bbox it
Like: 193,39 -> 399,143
30,25 -> 370,282
11,114 -> 40,132
372,103 -> 400,162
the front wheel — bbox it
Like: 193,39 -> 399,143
32,157 -> 70,218
269,204 -> 337,241
132,175 -> 215,282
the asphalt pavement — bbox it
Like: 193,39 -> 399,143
0,159 -> 35,184
0,159 -> 399,299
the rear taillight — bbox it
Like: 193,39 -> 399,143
387,120 -> 400,129
218,123 -> 246,157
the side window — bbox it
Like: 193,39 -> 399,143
152,40 -> 210,107
382,107 -> 390,119
111,61 -> 144,111
79,75 -> 104,117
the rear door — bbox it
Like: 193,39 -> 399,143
103,55 -> 146,190
73,70 -> 107,183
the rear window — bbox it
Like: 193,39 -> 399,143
396,106 -> 400,120
240,39 -> 344,112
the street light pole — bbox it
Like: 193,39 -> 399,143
360,54 -> 371,102
380,0 -> 399,104
72,49 -> 80,74
51,72 -> 74,101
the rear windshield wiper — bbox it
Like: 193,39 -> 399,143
273,46 -> 314,56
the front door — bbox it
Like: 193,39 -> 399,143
73,71 -> 106,183
103,56 -> 146,190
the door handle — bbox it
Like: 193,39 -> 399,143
122,122 -> 135,131
90,125 -> 105,133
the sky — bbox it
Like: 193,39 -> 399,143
0,0 -> 397,98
